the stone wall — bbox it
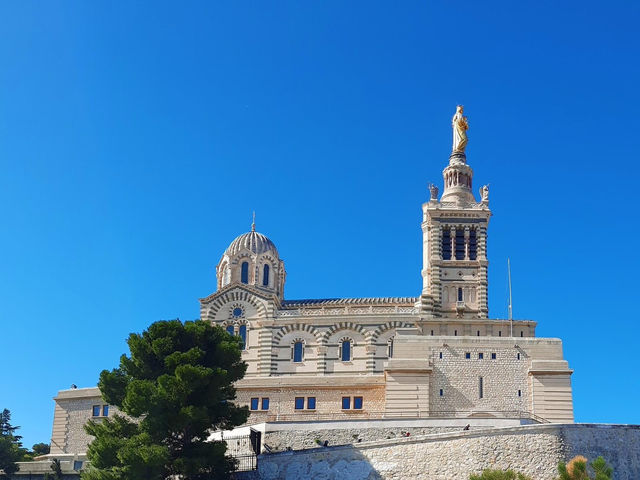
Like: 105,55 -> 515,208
235,424 -> 640,480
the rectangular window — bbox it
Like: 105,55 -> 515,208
439,352 -> 443,359
442,228 -> 452,260
479,377 -> 484,399
520,331 -> 524,337
353,397 -> 363,410
294,397 -> 305,410
477,330 -> 480,336
439,389 -> 444,397
250,398 -> 259,411
478,353 -> 484,360
465,352 -> 471,359
454,330 -> 458,336
491,353 -> 497,360
518,390 -> 522,397
293,342 -> 303,363
341,397 -> 351,410
261,398 -> 270,410
341,341 -> 351,362
498,331 -> 502,337
102,405 -> 109,417
469,229 -> 477,260
517,353 -> 521,360
430,330 -> 434,336
307,397 -> 316,410
455,228 -> 465,260
92,405 -> 101,417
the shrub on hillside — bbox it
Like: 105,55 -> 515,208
557,455 -> 613,480
469,469 -> 533,480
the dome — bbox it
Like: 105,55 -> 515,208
224,227 -> 279,257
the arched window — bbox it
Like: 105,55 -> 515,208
226,325 -> 235,336
262,264 -> 270,286
340,340 -> 351,362
239,325 -> 247,350
457,287 -> 463,302
241,262 -> 249,284
292,341 -> 304,363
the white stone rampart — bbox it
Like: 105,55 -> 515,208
235,424 -> 640,480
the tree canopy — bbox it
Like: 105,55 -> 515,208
0,409 -> 27,478
82,319 -> 249,480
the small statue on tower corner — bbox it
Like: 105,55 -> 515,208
429,183 -> 439,201
480,184 -> 489,203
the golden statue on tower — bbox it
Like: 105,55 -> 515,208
452,105 -> 469,153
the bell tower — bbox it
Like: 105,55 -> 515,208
420,106 -> 492,318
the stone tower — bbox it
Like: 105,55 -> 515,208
420,109 -> 492,318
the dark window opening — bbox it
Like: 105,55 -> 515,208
102,405 -> 109,417
479,377 -> 484,399
442,228 -> 452,260
465,352 -> 471,359
491,353 -> 496,360
307,397 -> 316,410
92,405 -> 100,417
439,352 -> 443,359
454,330 -> 458,336
293,342 -> 303,363
520,331 -> 524,337
469,229 -> 477,260
455,228 -> 465,260
478,352 -> 484,360
226,325 -> 235,336
439,389 -> 444,396
518,390 -> 522,397
457,287 -> 463,302
261,398 -> 270,410
263,264 -> 270,286
239,325 -> 247,350
241,262 -> 249,284
353,397 -> 363,409
342,397 -> 351,409
250,398 -> 259,410
294,397 -> 304,410
498,331 -> 502,337
477,330 -> 480,336
517,353 -> 521,360
341,340 -> 351,362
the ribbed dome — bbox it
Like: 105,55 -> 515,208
224,230 -> 278,257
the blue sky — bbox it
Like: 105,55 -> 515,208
1,1 -> 639,448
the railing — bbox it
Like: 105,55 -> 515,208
249,410 -> 549,423
224,428 -> 261,472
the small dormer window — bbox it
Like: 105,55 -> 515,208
263,264 -> 270,286
241,262 -> 249,284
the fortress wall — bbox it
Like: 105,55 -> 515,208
236,424 -> 640,480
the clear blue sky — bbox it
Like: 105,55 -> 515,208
1,1 -> 639,448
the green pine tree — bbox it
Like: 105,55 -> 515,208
82,319 -> 249,480
0,409 -> 27,478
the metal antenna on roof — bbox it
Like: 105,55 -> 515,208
251,211 -> 256,232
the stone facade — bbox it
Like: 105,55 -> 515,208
49,387 -> 121,456
236,424 -> 640,480
40,110 -> 575,462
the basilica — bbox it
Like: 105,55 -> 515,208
43,107 -> 573,467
